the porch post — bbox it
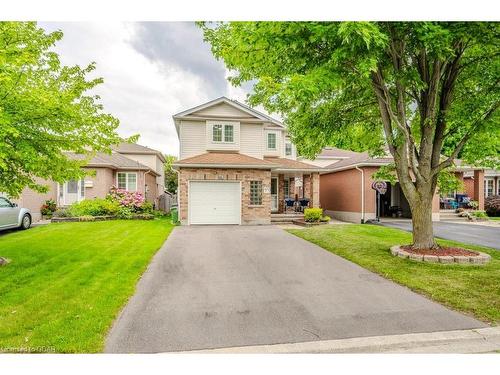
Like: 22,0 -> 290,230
289,178 -> 295,199
473,169 -> 485,210
303,174 -> 311,199
311,172 -> 320,208
278,174 -> 285,213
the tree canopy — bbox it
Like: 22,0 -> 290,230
201,22 -> 499,166
201,22 -> 500,248
0,22 -> 125,197
164,154 -> 178,193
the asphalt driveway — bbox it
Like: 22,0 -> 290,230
105,225 -> 485,353
378,220 -> 500,250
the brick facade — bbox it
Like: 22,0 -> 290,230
178,167 -> 272,225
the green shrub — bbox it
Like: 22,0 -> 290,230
485,195 -> 500,217
304,208 -> 323,222
139,201 -> 154,213
69,199 -> 120,217
53,208 -> 70,217
40,199 -> 57,216
117,206 -> 133,219
471,210 -> 488,218
320,215 -> 331,222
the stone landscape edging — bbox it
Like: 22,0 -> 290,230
51,215 -> 153,222
390,245 -> 491,265
292,219 -> 328,227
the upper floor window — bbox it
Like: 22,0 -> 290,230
212,124 -> 234,143
267,133 -> 277,150
285,143 -> 292,156
224,124 -> 234,142
212,124 -> 223,142
117,172 -> 137,192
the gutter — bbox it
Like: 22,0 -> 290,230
172,163 -> 275,170
355,166 -> 365,224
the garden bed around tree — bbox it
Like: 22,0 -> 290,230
390,245 -> 491,264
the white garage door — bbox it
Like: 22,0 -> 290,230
189,181 -> 241,224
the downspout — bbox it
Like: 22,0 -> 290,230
355,166 -> 365,223
144,170 -> 152,205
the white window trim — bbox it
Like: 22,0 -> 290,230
484,178 -> 494,197
210,122 -> 235,144
117,172 -> 138,192
285,142 -> 292,156
267,132 -> 278,150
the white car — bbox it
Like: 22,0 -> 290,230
0,196 -> 32,231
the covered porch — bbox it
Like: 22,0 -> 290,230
269,171 -> 321,214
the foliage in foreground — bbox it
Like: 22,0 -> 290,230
0,219 -> 174,353
201,22 -> 500,249
289,224 -> 500,324
0,22 -> 128,198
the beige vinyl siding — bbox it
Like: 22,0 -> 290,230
179,120 -> 206,159
240,123 -> 264,159
206,120 -> 240,152
192,102 -> 253,118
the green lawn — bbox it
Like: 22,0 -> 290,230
488,216 -> 500,221
0,219 -> 174,353
288,225 -> 500,325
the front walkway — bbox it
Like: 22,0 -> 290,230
105,226 -> 485,353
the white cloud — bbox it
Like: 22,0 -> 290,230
39,22 -> 221,157
38,22 -> 281,157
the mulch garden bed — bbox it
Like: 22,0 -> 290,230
401,245 -> 479,257
390,245 -> 491,265
292,219 -> 328,227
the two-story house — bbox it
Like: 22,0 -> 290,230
172,97 -> 322,225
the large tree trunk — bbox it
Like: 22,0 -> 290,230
409,195 -> 438,249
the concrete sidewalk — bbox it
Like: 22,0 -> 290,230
183,326 -> 500,354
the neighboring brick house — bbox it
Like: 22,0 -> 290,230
172,97 -> 322,225
314,148 -> 486,223
462,169 -> 500,203
13,143 -> 165,221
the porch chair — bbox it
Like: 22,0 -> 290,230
284,198 -> 295,213
299,198 -> 310,212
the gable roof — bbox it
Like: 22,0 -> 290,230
112,142 -> 166,163
172,96 -> 283,128
67,152 -> 159,175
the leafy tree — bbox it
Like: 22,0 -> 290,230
0,22 -> 125,198
201,22 -> 500,249
164,154 -> 178,193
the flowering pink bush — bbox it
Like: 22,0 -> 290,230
107,186 -> 145,211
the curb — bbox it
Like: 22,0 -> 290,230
175,327 -> 500,354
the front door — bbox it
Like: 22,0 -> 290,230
63,179 -> 82,206
271,177 -> 278,212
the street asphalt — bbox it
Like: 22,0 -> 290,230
377,220 -> 500,250
105,225 -> 485,353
